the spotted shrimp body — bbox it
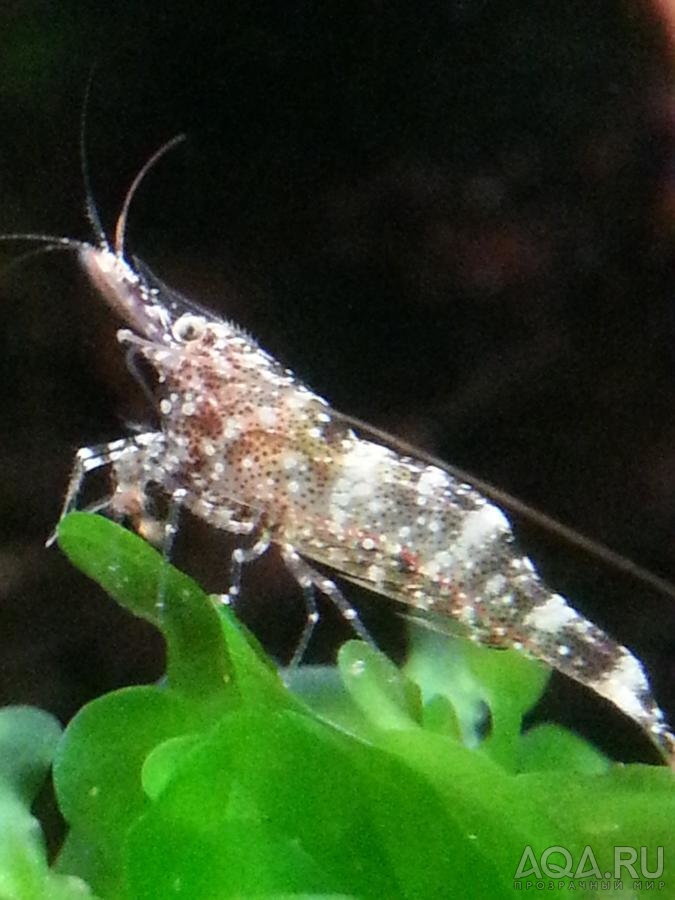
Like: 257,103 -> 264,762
6,139 -> 674,764
67,236 -> 674,765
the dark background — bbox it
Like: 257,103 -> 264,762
1,0 -> 675,765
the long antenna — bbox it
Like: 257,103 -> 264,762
0,234 -> 84,247
80,65 -> 108,247
114,134 -> 186,259
0,240 -> 87,280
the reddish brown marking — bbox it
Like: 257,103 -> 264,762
398,546 -> 420,573
195,402 -> 223,439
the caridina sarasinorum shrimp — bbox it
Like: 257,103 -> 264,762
3,134 -> 674,766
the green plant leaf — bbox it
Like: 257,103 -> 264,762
45,512 -> 675,899
338,640 -> 422,731
517,722 -> 611,774
405,628 -> 550,767
0,707 -> 97,899
0,706 -> 62,804
57,512 -> 230,700
53,687 -> 201,895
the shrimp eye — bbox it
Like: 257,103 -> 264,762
172,314 -> 206,342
